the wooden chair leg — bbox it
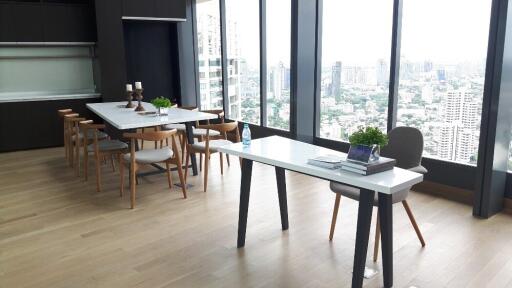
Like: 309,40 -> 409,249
176,160 -> 187,199
130,164 -> 136,209
95,151 -> 102,193
119,154 -> 124,197
141,128 -> 145,150
110,154 -> 116,172
402,200 -> 426,247
329,193 -> 342,241
84,146 -> 89,181
373,214 -> 380,262
75,141 -> 80,177
220,153 -> 224,175
203,151 -> 209,192
199,153 -> 203,172
165,162 -> 173,189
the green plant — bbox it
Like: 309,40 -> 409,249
348,127 -> 388,147
151,97 -> 172,108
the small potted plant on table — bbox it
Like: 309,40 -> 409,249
151,96 -> 172,116
348,127 -> 388,162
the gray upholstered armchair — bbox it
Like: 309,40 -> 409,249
329,127 -> 427,262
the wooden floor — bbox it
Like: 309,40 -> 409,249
2,146 -> 512,288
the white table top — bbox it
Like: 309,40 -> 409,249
217,136 -> 424,194
87,102 -> 218,130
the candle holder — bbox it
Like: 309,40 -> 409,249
125,91 -> 135,108
134,88 -> 145,112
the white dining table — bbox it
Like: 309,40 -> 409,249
87,101 -> 218,176
217,136 -> 424,288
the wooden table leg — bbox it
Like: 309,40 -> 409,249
378,193 -> 393,288
237,159 -> 253,248
351,188 -> 375,288
184,122 -> 198,176
275,167 -> 289,230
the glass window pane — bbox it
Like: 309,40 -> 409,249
196,0 -> 224,110
266,0 -> 291,130
319,0 -> 393,141
397,0 -> 492,165
226,0 -> 260,124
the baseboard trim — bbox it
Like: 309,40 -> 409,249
412,181 -> 473,206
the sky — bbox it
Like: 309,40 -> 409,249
200,0 -> 493,68
322,0 -> 492,65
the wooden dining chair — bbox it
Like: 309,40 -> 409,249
80,122 -> 128,192
141,104 -> 179,150
57,109 -> 74,160
184,121 -> 240,192
121,129 -> 187,209
63,114 -> 84,169
161,106 -> 199,162
70,119 -> 109,177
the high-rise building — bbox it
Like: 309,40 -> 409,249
376,59 -> 388,86
331,61 -> 342,98
438,89 -> 480,163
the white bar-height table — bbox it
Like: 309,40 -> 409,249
217,136 -> 423,288
87,101 -> 218,176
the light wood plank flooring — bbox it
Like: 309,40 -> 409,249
2,146 -> 512,288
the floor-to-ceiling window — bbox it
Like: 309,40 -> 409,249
397,0 -> 492,165
196,0 -> 224,110
225,0 -> 260,124
318,0 -> 393,141
266,0 -> 291,130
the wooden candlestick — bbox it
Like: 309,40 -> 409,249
134,89 -> 145,112
125,91 -> 135,108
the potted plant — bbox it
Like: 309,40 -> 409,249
151,97 -> 172,116
348,127 -> 388,162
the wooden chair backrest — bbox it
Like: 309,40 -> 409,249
58,109 -> 73,118
197,121 -> 240,143
79,121 -> 106,150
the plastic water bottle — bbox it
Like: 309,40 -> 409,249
242,123 -> 251,146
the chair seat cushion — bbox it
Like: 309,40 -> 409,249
329,182 -> 409,206
191,139 -> 233,152
72,130 -> 108,141
409,165 -> 428,174
88,140 -> 128,152
123,147 -> 173,164
162,123 -> 186,131
193,128 -> 220,137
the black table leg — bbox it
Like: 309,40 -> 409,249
378,193 -> 393,288
352,188 -> 375,288
275,167 -> 289,230
237,159 -> 253,248
184,122 -> 198,176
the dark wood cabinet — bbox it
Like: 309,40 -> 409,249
123,0 -> 155,17
122,0 -> 186,19
0,98 -> 101,152
0,1 -> 96,43
14,3 -> 45,42
154,0 -> 186,19
0,3 -> 16,42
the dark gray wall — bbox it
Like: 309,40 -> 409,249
177,0 -> 199,107
290,0 -> 317,143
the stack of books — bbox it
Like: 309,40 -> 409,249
307,155 -> 396,176
340,156 -> 396,175
307,155 -> 344,169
